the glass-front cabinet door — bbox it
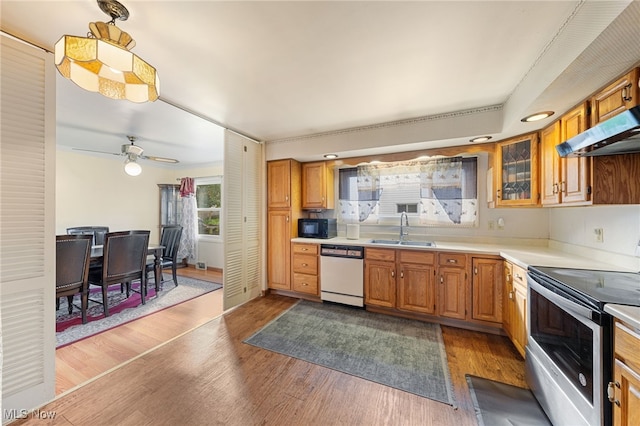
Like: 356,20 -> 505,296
495,132 -> 539,207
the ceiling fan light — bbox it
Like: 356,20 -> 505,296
124,158 -> 142,176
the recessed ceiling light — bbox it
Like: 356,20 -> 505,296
323,153 -> 338,159
470,136 -> 492,143
521,111 -> 554,122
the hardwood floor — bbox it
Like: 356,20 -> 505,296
31,285 -> 526,425
55,266 -> 224,395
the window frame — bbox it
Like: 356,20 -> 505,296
195,176 -> 222,240
337,156 -> 479,227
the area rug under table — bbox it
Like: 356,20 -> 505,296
244,300 -> 456,406
56,275 -> 222,348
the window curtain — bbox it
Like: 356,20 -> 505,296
177,177 -> 197,262
419,158 -> 477,225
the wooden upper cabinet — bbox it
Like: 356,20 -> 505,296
560,103 -> 591,204
268,159 -> 300,209
540,103 -> 591,207
495,132 -> 539,207
302,161 -> 335,210
540,121 -> 561,206
591,67 -> 639,126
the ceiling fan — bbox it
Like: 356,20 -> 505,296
73,135 -> 180,164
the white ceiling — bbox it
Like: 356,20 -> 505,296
2,1 -> 640,167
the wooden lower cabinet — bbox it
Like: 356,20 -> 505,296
503,261 -> 528,357
471,257 -> 503,324
363,248 -> 506,334
364,248 -> 396,308
612,320 -> 640,426
267,210 -> 292,290
291,243 -> 319,295
437,252 -> 467,320
397,250 -> 436,315
438,266 -> 466,320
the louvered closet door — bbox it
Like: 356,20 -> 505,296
223,131 -> 263,310
1,34 -> 56,418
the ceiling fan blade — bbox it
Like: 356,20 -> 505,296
140,155 -> 180,164
73,147 -> 122,156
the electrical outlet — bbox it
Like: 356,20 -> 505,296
488,220 -> 495,230
594,228 -> 603,243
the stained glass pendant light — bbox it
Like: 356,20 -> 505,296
54,0 -> 159,102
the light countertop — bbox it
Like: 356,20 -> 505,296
292,237 -> 628,271
293,236 -> 640,326
604,304 -> 640,331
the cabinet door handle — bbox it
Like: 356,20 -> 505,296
391,270 -> 395,278
506,273 -> 512,283
561,181 -> 566,195
302,248 -> 308,251
553,183 -> 559,194
509,291 -> 514,300
440,276 -> 444,283
474,267 -> 478,275
622,83 -> 633,102
400,271 -> 404,278
286,216 -> 289,223
496,189 -> 501,199
302,263 -> 308,267
447,259 -> 457,264
285,195 -> 289,202
607,381 -> 621,402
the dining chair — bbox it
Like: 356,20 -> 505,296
67,226 -> 110,246
88,230 -> 150,317
56,234 -> 93,324
145,225 -> 183,291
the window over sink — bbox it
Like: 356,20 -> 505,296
338,156 -> 478,227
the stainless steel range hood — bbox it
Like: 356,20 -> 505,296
556,105 -> 640,157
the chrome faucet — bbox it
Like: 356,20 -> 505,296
399,211 -> 409,241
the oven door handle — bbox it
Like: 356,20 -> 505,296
528,278 -> 596,323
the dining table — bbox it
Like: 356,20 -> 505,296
90,244 -> 165,290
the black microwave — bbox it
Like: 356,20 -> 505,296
298,218 -> 337,239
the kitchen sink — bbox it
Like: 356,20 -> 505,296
370,239 -> 401,245
399,241 -> 435,247
369,239 -> 436,247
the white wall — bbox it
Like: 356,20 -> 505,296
56,151 -> 226,269
549,205 -> 640,269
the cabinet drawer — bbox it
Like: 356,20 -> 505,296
292,254 -> 318,274
615,321 -> 640,373
512,264 -> 527,289
438,252 -> 467,268
292,243 -> 318,255
399,250 -> 435,265
365,248 -> 396,262
292,273 -> 318,295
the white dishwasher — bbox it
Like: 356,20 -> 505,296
320,244 -> 365,307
